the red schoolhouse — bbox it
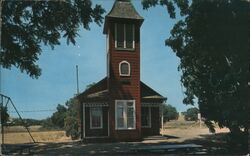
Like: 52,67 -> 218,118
77,0 -> 166,142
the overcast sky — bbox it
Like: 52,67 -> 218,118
1,0 -> 194,119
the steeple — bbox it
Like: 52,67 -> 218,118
103,0 -> 144,34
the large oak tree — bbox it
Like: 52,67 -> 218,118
142,0 -> 249,147
0,0 -> 105,78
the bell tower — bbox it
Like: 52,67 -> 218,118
103,0 -> 144,141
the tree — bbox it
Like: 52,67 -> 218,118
85,82 -> 96,90
183,107 -> 199,121
142,0 -> 249,148
51,104 -> 67,129
41,117 -> 55,130
1,0 -> 105,78
163,104 -> 178,121
64,98 -> 79,140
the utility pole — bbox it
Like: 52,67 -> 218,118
76,65 -> 79,95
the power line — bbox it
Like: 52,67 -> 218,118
8,109 -> 56,113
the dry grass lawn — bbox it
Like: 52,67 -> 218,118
2,130 -> 70,144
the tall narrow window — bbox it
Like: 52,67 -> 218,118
126,24 -> 133,49
141,107 -> 151,128
115,100 -> 136,130
117,23 -> 124,48
90,107 -> 103,129
115,23 -> 134,49
119,61 -> 130,76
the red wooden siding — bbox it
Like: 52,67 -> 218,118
107,21 -> 142,141
85,107 -> 109,137
141,107 -> 160,136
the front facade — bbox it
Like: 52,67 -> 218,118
78,0 -> 166,142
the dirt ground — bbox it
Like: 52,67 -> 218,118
2,120 -> 247,155
29,127 -> 234,155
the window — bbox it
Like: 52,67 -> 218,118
141,107 -> 151,128
115,100 -> 135,130
119,61 -> 130,76
90,107 -> 103,129
115,23 -> 135,49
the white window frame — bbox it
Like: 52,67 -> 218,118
90,107 -> 103,129
119,60 -> 131,76
115,100 -> 136,130
141,107 -> 151,128
115,23 -> 135,49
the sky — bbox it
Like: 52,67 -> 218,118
1,0 -> 194,119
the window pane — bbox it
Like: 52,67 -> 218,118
91,107 -> 102,128
117,23 -> 124,48
127,102 -> 133,107
117,106 -> 125,128
126,24 -> 133,48
127,106 -> 135,128
120,63 -> 129,75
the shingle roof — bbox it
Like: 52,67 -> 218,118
106,0 -> 143,20
103,0 -> 144,34
77,77 -> 166,102
140,81 -> 167,100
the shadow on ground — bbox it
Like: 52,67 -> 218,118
20,133 -> 248,155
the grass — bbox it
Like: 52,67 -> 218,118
2,125 -> 69,144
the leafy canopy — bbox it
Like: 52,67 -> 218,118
51,104 -> 67,129
142,0 -> 249,146
1,0 -> 105,78
163,104 -> 179,121
183,107 -> 199,121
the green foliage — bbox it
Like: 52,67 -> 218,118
183,107 -> 199,121
1,0 -> 105,78
1,106 -> 9,124
166,0 -> 248,133
11,118 -> 42,126
51,104 -> 67,129
141,0 -> 189,18
64,98 -> 80,140
163,104 -> 178,121
85,82 -> 96,90
143,0 -> 249,149
41,117 -> 58,130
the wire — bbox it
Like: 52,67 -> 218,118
8,109 -> 56,113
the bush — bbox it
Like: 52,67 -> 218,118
64,98 -> 80,140
163,104 -> 179,121
183,107 -> 199,121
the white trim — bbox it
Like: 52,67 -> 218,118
124,23 -> 126,48
114,23 -> 135,49
119,60 -> 131,76
115,100 -> 136,130
141,107 -> 151,128
141,102 -> 161,107
115,23 -> 117,48
132,24 -> 135,49
90,107 -> 103,129
85,102 -> 108,107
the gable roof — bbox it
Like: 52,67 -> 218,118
103,0 -> 144,34
77,77 -> 166,102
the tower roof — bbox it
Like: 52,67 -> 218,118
106,0 -> 143,20
103,0 -> 144,34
